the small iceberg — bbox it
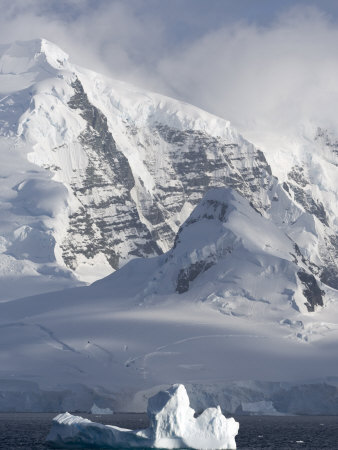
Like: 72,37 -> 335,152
90,403 -> 113,414
46,384 -> 239,449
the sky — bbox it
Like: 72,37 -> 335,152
1,0 -> 338,149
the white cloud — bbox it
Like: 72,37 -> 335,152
0,0 -> 167,87
156,6 -> 338,146
1,2 -> 338,150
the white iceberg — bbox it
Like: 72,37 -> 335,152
46,384 -> 239,449
90,403 -> 113,414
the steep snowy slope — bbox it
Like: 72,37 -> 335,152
0,38 -> 336,294
254,123 -> 338,289
0,134 -> 81,301
0,188 -> 337,412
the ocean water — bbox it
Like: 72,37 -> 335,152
0,413 -> 338,449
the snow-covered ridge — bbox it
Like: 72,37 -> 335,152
137,187 -> 324,313
0,39 -> 69,94
0,38 -> 68,65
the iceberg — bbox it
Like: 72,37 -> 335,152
90,403 -> 113,414
46,384 -> 239,449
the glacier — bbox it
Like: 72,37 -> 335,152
0,187 -> 338,413
46,384 -> 239,449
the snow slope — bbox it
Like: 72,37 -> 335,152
0,38 -> 336,297
0,187 -> 337,413
0,135 -> 81,301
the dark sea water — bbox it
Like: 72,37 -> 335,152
0,413 -> 338,449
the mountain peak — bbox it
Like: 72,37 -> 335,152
183,187 -> 238,225
39,38 -> 69,67
0,38 -> 69,77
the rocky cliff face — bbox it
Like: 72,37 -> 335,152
63,78 -> 271,270
60,76 -> 277,276
61,77 -> 161,271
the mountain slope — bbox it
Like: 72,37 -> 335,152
0,38 -> 336,297
0,134 -> 81,301
146,188 -> 324,314
258,124 -> 338,289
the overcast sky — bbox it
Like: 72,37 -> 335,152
2,0 -> 338,147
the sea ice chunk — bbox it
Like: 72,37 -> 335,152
46,384 -> 239,449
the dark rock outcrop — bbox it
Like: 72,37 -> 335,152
297,270 -> 324,312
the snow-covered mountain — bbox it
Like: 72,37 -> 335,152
0,38 -> 338,412
0,187 -> 338,413
144,188 -> 327,314
0,38 -> 337,300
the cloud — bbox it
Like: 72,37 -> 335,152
0,0 -> 168,87
1,1 -> 338,150
156,6 -> 338,146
